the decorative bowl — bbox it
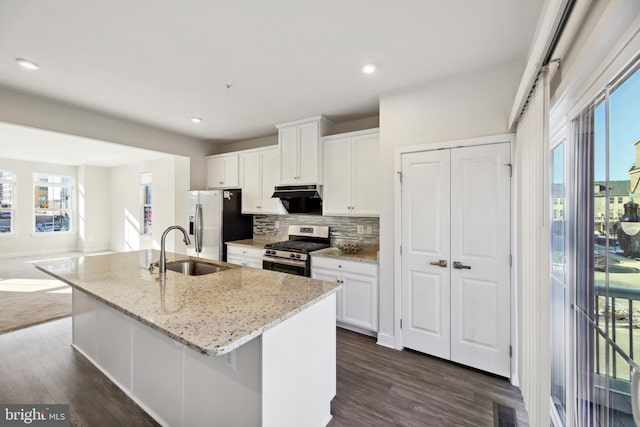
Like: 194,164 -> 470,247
335,243 -> 363,254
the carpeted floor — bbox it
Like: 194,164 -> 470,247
0,252 -> 81,334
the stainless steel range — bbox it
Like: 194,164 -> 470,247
263,225 -> 330,276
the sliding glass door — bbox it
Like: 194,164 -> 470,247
569,59 -> 640,427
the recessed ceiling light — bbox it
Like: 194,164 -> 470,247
16,58 -> 40,71
362,64 -> 376,74
191,117 -> 203,123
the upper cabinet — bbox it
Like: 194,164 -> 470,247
323,129 -> 379,216
207,154 -> 239,189
240,147 -> 285,215
276,116 -> 332,185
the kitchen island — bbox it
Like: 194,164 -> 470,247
35,250 -> 339,427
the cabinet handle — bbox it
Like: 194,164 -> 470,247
257,205 -> 261,209
338,265 -> 342,268
430,259 -> 448,268
219,181 -> 224,185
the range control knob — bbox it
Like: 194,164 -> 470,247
289,253 -> 295,258
295,254 -> 301,259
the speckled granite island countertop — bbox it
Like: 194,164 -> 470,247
35,250 -> 339,356
225,238 -> 277,249
311,245 -> 379,263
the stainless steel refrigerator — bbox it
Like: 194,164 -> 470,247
187,189 -> 253,261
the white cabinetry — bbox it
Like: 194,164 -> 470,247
311,256 -> 378,334
240,147 -> 284,214
132,321 -> 184,427
227,244 -> 264,268
207,154 -> 239,188
276,116 -> 332,185
323,129 -> 379,216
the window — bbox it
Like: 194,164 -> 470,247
571,57 -> 640,426
140,173 -> 152,236
550,141 -> 567,424
33,174 -> 72,233
0,170 -> 15,234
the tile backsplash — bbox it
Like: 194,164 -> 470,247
254,215 -> 379,245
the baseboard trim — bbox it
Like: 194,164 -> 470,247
376,332 -> 397,349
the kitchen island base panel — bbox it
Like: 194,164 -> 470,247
262,290 -> 336,427
71,289 -> 336,427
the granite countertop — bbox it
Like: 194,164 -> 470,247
35,250 -> 338,356
225,238 -> 278,249
312,245 -> 379,264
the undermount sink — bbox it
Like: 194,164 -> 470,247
165,260 -> 229,276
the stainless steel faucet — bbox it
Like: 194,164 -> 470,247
156,225 -> 191,274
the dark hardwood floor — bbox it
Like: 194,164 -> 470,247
329,329 -> 528,426
0,318 -> 527,426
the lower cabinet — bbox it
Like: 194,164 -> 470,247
311,256 -> 378,334
226,244 -> 264,268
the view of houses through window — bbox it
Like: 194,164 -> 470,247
567,57 -> 640,426
0,170 -> 15,233
33,173 -> 72,233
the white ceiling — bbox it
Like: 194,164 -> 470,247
0,0 -> 542,147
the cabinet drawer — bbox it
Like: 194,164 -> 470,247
227,245 -> 263,258
311,256 -> 377,277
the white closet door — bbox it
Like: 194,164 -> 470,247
401,150 -> 451,359
450,143 -> 511,377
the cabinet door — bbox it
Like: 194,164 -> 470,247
208,156 -> 239,188
208,157 -> 225,188
351,133 -> 379,216
311,268 -> 343,320
222,156 -> 239,187
279,126 -> 299,184
260,148 -> 284,214
323,138 -> 352,216
341,272 -> 378,332
132,321 -> 183,427
297,121 -> 320,184
240,152 -> 261,214
72,290 -> 98,360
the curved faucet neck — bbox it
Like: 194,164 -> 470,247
159,225 -> 191,274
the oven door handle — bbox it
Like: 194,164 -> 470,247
263,257 -> 306,267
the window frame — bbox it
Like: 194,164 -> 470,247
0,170 -> 16,236
32,173 -> 74,235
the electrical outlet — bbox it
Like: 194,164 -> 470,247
357,225 -> 364,234
225,350 -> 237,370
366,226 -> 372,234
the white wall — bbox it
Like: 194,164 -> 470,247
0,87 -> 212,190
109,157 -> 190,254
377,59 -> 524,346
0,157 -> 78,256
77,166 -> 111,253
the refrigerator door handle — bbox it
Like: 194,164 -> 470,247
195,203 -> 203,253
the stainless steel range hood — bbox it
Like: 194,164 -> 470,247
272,185 -> 322,215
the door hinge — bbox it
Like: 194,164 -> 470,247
509,345 -> 513,358
509,254 -> 512,267
397,171 -> 403,183
400,245 -> 402,255
504,163 -> 512,177
400,319 -> 403,329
